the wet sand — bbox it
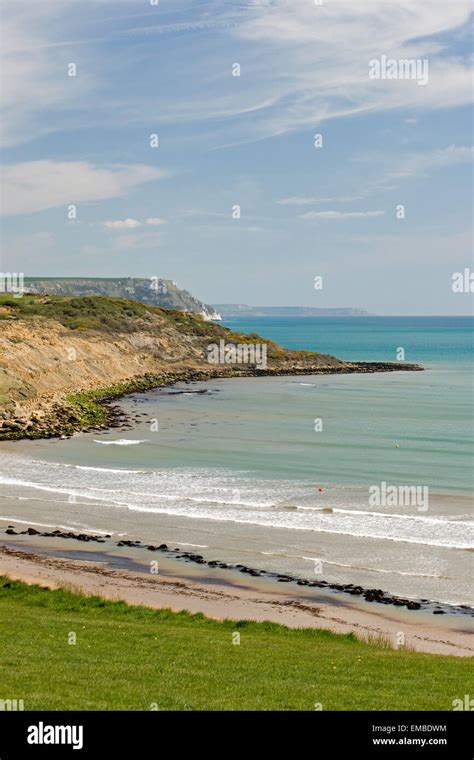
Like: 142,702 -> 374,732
0,531 -> 472,658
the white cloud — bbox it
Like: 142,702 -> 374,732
356,144 -> 474,194
2,161 -> 169,216
103,217 -> 166,230
0,1 -> 97,146
104,218 -> 142,230
1,1 -> 471,147
387,145 -> 473,180
145,217 -> 166,226
226,0 -> 473,142
301,210 -> 385,220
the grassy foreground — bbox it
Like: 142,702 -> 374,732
0,577 -> 470,711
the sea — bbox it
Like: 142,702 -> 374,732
0,316 -> 473,605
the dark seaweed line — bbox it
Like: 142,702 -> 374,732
3,526 -> 471,618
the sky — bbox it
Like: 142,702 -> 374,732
1,0 -> 473,315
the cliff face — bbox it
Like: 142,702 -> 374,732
24,278 -> 222,321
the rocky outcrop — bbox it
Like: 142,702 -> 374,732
5,525 -> 468,617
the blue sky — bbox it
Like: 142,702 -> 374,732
1,0 -> 473,314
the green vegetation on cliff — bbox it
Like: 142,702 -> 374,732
0,293 -> 288,345
0,293 -> 331,357
0,294 -> 214,335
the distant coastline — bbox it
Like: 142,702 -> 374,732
213,305 -> 371,317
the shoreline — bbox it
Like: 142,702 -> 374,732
1,369 -> 471,619
0,540 -> 472,658
3,524 -> 472,616
0,527 -> 472,658
0,362 -> 423,442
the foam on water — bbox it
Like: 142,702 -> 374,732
93,439 -> 148,446
1,455 -> 472,550
0,515 -> 112,535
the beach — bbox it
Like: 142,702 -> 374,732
0,527 -> 472,657
0,317 -> 472,666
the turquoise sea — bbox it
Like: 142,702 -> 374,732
1,317 -> 473,604
223,315 -> 474,366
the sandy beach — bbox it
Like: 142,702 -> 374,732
0,532 -> 472,658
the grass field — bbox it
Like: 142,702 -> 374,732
0,577 -> 470,711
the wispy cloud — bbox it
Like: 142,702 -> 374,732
104,218 -> 142,230
279,145 -> 474,211
301,210 -> 385,220
145,217 -> 166,226
0,0 -> 97,146
226,0 -> 472,143
1,1 -> 472,148
384,144 -> 473,180
355,144 -> 474,194
278,195 -> 363,206
103,217 -> 166,230
2,161 -> 169,216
